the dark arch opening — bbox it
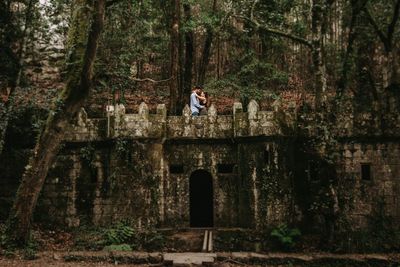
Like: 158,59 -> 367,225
189,170 -> 214,227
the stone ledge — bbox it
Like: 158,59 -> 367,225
58,251 -> 400,266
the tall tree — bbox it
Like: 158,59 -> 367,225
337,0 -> 369,96
6,0 -> 106,244
311,0 -> 334,109
364,0 -> 400,89
238,0 -> 334,109
197,0 -> 217,86
183,3 -> 194,100
169,0 -> 182,115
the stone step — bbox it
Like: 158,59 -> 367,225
164,252 -> 216,266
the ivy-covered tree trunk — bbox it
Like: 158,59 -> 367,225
311,0 -> 332,109
6,0 -> 105,245
169,0 -> 181,115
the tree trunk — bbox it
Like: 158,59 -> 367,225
169,0 -> 181,115
337,0 -> 368,96
364,0 -> 400,89
183,3 -> 194,104
196,0 -> 217,87
385,50 -> 400,89
6,0 -> 105,245
311,0 -> 331,109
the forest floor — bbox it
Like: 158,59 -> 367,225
1,251 -> 400,267
1,225 -> 400,266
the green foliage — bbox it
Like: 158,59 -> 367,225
270,224 -> 301,250
79,143 -> 96,167
104,222 -> 135,245
22,246 -> 38,260
140,230 -> 165,251
103,243 -> 132,251
115,138 -> 132,165
71,224 -> 167,252
0,224 -> 38,259
73,225 -> 108,251
206,53 -> 288,103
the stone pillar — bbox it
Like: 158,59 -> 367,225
182,104 -> 193,137
207,104 -> 217,138
157,104 -> 167,139
113,104 -> 126,137
138,102 -> 149,119
65,154 -> 81,227
77,108 -> 88,127
138,102 -> 150,137
248,100 -> 259,136
233,102 -> 246,137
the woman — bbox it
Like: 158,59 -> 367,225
199,91 -> 210,115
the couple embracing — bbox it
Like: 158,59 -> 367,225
190,86 -> 210,116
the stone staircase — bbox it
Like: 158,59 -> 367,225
163,230 -> 216,266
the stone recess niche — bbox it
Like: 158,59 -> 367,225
2,99 -> 400,232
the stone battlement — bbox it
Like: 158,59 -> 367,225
65,98 -> 400,143
65,100 -> 282,142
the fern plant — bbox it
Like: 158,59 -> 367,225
105,222 -> 135,245
270,224 -> 301,250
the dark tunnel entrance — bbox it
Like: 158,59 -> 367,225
189,170 -> 214,227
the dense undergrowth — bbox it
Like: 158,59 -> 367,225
1,220 -> 400,256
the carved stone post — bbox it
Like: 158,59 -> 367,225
113,103 -> 125,137
233,102 -> 245,137
207,104 -> 217,138
248,100 -> 259,136
157,104 -> 167,139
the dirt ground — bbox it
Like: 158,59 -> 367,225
0,257 -> 243,267
0,253 -> 152,267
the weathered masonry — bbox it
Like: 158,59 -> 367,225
36,101 -> 294,229
1,100 -> 400,231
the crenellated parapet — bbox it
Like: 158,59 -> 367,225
64,100 -> 282,142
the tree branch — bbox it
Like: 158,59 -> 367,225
250,0 -> 259,22
233,15 -> 312,48
364,5 -> 389,51
132,77 -> 172,83
387,0 -> 400,46
259,25 -> 313,48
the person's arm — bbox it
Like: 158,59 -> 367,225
191,94 -> 204,109
196,95 -> 206,101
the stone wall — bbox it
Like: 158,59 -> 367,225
337,141 -> 400,228
33,138 -> 293,230
64,100 -> 280,142
1,99 -> 400,233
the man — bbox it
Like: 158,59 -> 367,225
190,86 -> 204,116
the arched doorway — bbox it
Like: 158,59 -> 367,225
189,170 -> 214,227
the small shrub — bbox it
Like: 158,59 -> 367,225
23,247 -> 38,260
104,222 -> 135,245
270,224 -> 301,250
141,230 -> 165,251
103,243 -> 132,251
